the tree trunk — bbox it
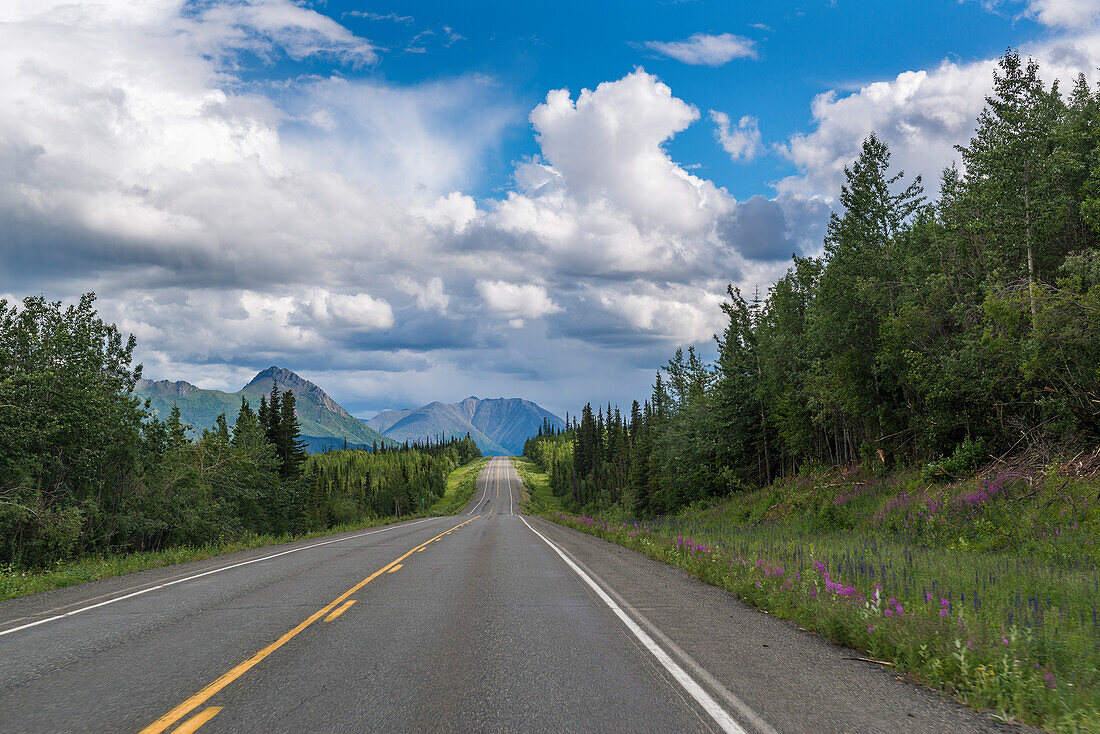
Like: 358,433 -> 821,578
1025,188 -> 1037,320
756,351 -> 771,484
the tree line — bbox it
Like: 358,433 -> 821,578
0,293 -> 481,568
526,50 -> 1100,517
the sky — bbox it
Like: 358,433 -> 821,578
3,0 -> 1100,419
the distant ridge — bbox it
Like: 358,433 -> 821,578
134,367 -> 393,450
243,367 -> 352,417
366,396 -> 564,456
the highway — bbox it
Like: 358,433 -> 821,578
0,456 -> 1021,733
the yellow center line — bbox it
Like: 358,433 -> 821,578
386,564 -> 403,573
323,600 -> 356,622
140,515 -> 480,734
490,458 -> 499,515
167,707 -> 222,734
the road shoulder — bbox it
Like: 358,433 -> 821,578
526,516 -> 1034,734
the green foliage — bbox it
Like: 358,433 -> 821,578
430,456 -> 490,515
510,456 -> 563,514
547,457 -> 1100,731
0,292 -> 482,570
541,50 -> 1100,521
302,435 -> 480,525
0,293 -> 145,566
133,372 -> 395,448
523,423 -> 576,505
922,437 -> 988,483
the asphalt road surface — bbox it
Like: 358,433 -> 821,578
0,456 -> 1027,733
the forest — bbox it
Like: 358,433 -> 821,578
0,295 -> 481,568
526,51 -> 1100,517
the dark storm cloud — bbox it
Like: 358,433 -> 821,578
718,195 -> 820,262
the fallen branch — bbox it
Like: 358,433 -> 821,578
844,656 -> 895,666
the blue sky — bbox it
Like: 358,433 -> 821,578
1,0 -> 1098,418
270,0 -> 1041,202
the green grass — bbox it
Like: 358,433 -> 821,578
0,457 -> 489,602
429,456 -> 490,515
546,458 -> 1100,733
510,455 -> 562,514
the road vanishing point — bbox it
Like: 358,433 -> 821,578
0,457 -> 1023,733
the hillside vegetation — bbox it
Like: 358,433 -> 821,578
547,456 -> 1100,732
523,51 -> 1100,731
0,293 -> 481,572
431,456 -> 491,515
530,52 -> 1099,521
135,366 -> 392,448
510,456 -> 563,515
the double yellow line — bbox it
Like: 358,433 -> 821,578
490,457 -> 500,515
141,515 -> 480,734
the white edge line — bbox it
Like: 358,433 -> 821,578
467,459 -> 490,515
508,457 -> 514,515
470,461 -> 484,515
547,525 -> 779,734
519,516 -> 748,734
0,517 -> 437,638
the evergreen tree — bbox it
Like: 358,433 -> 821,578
520,49 -> 1100,518
957,51 -> 1067,315
276,390 -> 307,479
265,381 -> 281,448
166,405 -> 189,449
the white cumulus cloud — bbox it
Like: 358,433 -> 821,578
487,69 -> 735,284
777,33 -> 1100,201
979,0 -> 1100,28
411,192 -> 479,233
300,289 -> 394,330
643,32 -> 757,66
476,281 -> 563,320
711,111 -> 762,162
1025,0 -> 1100,27
396,277 -> 450,313
598,286 -> 727,343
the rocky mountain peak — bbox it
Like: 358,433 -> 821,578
135,378 -> 199,398
245,366 -> 351,418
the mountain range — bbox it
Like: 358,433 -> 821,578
134,367 -> 392,450
366,397 -> 564,456
134,367 -> 564,455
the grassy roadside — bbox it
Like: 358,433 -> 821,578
0,457 -> 490,602
429,456 -> 491,515
510,456 -> 563,514
544,458 -> 1100,733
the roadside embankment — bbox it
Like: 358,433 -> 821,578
545,455 -> 1100,732
510,455 -> 563,514
429,456 -> 491,514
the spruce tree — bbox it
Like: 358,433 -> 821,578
265,381 -> 281,448
257,394 -> 269,434
166,405 -> 188,449
276,390 -> 307,479
232,398 -> 262,449
957,50 -> 1066,314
